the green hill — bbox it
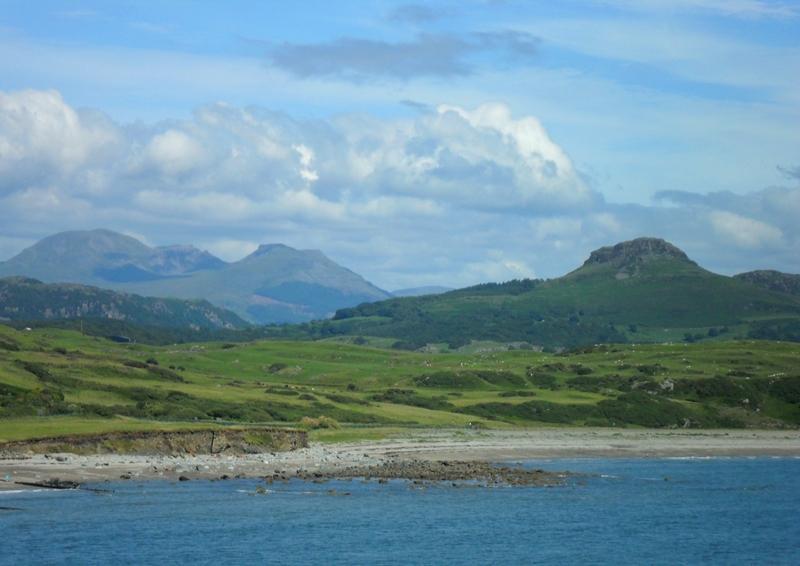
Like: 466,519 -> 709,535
331,238 -> 800,348
0,277 -> 247,331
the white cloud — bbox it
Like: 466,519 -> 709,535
462,253 -> 537,282
0,89 -> 120,191
709,210 -> 783,248
145,130 -> 205,176
1,89 -> 798,288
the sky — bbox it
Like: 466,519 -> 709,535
0,0 -> 798,290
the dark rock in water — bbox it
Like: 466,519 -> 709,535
305,460 -> 567,487
0,506 -> 23,512
178,475 -> 190,482
15,478 -> 80,490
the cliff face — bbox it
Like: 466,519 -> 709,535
0,428 -> 307,456
582,237 -> 694,269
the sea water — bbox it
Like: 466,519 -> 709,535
2,458 -> 799,565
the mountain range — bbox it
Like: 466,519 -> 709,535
0,230 -> 390,323
2,233 -> 799,348
331,238 -> 800,348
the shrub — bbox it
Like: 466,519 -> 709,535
498,390 -> 538,398
526,370 -> 559,389
371,389 -> 453,410
414,371 -> 486,389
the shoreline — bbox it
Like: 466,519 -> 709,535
2,428 -> 799,490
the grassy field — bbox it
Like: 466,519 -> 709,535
1,324 -> 799,442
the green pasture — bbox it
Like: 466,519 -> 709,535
1,324 -> 799,441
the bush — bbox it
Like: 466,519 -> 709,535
414,371 -> 486,389
498,390 -> 538,398
371,389 -> 453,410
526,370 -> 559,389
146,366 -> 186,382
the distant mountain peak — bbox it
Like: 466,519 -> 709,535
0,230 -> 390,323
248,243 -> 293,258
583,237 -> 693,268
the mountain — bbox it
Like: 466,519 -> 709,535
127,243 -> 391,323
0,277 -> 247,330
0,229 -> 226,285
0,230 -> 390,324
734,270 -> 800,297
330,237 -> 800,348
392,286 -> 453,297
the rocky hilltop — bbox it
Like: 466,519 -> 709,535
582,237 -> 695,268
735,270 -> 800,297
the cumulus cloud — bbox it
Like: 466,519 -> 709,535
709,210 -> 783,248
0,88 -> 797,288
0,89 -> 121,192
144,130 -> 206,176
264,32 -> 539,81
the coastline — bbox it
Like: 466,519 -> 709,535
2,428 -> 799,490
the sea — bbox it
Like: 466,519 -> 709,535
1,457 -> 799,565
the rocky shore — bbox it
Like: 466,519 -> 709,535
2,428 -> 799,491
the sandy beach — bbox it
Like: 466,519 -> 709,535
2,428 -> 799,490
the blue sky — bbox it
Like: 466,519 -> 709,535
0,0 -> 798,288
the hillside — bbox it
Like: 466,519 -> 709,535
734,270 -> 800,297
0,277 -> 247,331
1,326 -> 799,444
331,238 -> 800,348
0,230 -> 390,323
392,286 -> 453,297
